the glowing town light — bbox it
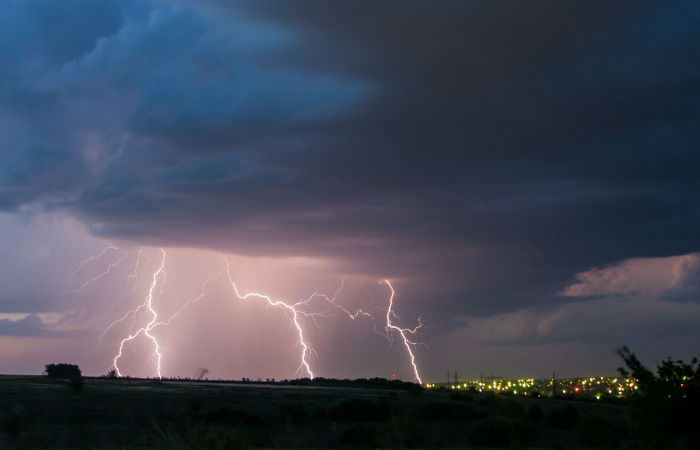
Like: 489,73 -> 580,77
383,280 -> 423,384
112,248 -> 167,378
223,257 -> 314,379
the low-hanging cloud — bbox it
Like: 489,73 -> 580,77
563,253 -> 700,299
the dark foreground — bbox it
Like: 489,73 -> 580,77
0,375 -> 634,449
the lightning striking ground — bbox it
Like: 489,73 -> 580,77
72,247 -> 425,381
223,256 -> 315,378
383,280 -> 424,384
112,248 -> 167,378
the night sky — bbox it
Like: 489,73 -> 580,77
0,0 -> 698,381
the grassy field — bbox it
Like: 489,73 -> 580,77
0,375 -> 633,449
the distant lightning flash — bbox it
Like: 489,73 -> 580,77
66,254 -> 129,294
327,275 -> 374,320
70,243 -> 118,275
223,257 -> 315,379
112,248 -> 166,378
383,280 -> 423,384
294,276 -> 386,338
104,249 -> 149,317
126,249 -> 148,285
152,264 -> 226,329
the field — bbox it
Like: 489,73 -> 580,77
0,375 -> 633,449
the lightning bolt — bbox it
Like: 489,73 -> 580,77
152,264 -> 226,328
104,249 -> 149,317
293,276 -> 386,339
223,257 -> 314,379
112,248 -> 167,378
86,249 -> 425,382
326,275 -> 374,320
69,243 -> 118,275
65,254 -> 129,294
126,248 -> 148,284
383,280 -> 423,384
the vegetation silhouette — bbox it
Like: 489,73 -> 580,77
4,349 -> 697,449
617,346 -> 699,449
44,363 -> 81,379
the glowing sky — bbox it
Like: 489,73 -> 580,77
0,0 -> 698,380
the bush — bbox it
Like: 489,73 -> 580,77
617,346 -> 700,449
45,363 -> 81,379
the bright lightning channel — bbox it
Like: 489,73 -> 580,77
112,248 -> 167,378
383,280 -> 423,384
93,250 -> 424,383
223,257 -> 315,379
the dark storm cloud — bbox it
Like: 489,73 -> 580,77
0,0 -> 698,322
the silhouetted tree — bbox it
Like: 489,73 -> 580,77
617,346 -> 700,449
44,363 -> 81,379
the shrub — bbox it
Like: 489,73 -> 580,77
617,346 -> 700,449
45,363 -> 81,379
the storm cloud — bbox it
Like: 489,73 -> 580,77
0,0 -> 697,376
